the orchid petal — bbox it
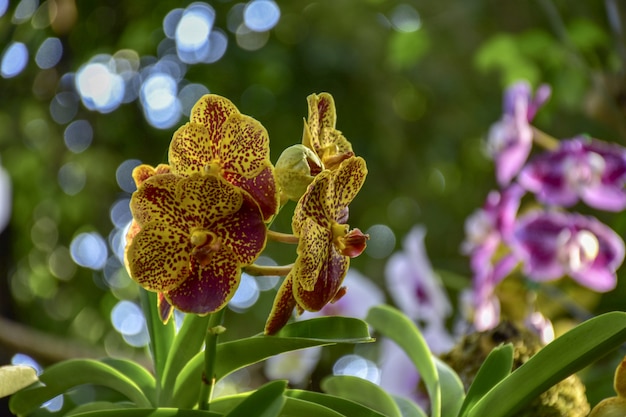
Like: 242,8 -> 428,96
130,174 -> 184,227
126,221 -> 190,292
331,157 -> 367,218
169,123 -> 214,175
165,248 -> 241,314
189,94 -> 238,145
264,275 -> 297,335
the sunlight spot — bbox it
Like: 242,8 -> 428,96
365,224 -> 396,259
389,4 -> 421,33
140,72 -> 181,129
243,0 -> 280,32
1,42 -> 28,78
70,232 -> 108,270
75,58 -> 125,113
333,354 -> 380,384
229,273 -> 259,312
116,159 -> 142,193
64,119 -> 93,153
35,37 -> 63,69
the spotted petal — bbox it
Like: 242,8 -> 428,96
165,248 -> 241,314
177,174 -> 243,227
292,219 -> 350,311
130,174 -> 184,227
126,221 -> 191,292
292,170 -> 332,234
215,191 -> 267,266
264,275 -> 297,335
303,93 -> 337,152
190,94 -> 239,146
169,123 -> 214,175
220,113 -> 279,220
330,157 -> 367,219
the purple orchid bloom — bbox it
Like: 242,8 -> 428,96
462,185 -> 524,330
487,81 -> 551,186
385,226 -> 451,325
518,136 -> 626,212
511,210 -> 625,292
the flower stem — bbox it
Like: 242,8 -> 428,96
244,263 -> 294,277
532,127 -> 560,150
198,309 -> 225,411
267,229 -> 299,244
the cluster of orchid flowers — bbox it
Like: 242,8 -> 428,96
463,81 -> 626,333
123,92 -> 369,335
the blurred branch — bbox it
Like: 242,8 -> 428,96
0,316 -> 152,371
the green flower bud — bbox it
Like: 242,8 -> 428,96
275,144 -> 323,203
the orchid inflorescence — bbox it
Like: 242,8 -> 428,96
464,81 -> 626,332
123,92 -> 368,335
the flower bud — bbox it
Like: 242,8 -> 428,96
275,144 -> 323,203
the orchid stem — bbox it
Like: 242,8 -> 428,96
267,229 -> 299,244
532,127 -> 560,151
198,309 -> 225,411
244,263 -> 294,277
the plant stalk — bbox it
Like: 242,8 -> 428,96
198,309 -> 225,410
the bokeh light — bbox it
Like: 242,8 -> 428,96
0,0 -> 8,18
12,0 -> 37,23
178,83 -> 210,115
333,354 -> 380,384
229,273 -> 260,312
11,353 -> 42,375
58,162 -> 86,195
64,119 -> 93,153
389,4 -> 422,33
139,71 -> 181,129
49,92 -> 79,124
115,159 -> 142,193
0,161 -> 11,232
365,224 -> 396,259
109,198 -> 132,229
1,42 -> 29,78
75,56 -> 125,113
70,232 -> 108,270
111,300 -> 149,347
35,37 -> 63,69
243,0 -> 280,32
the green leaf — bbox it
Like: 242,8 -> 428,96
9,359 -> 153,416
366,305 -> 441,417
224,380 -> 286,417
211,394 -> 345,417
0,365 -> 38,398
160,313 -> 212,405
286,389 -> 388,417
171,317 -> 372,408
273,316 -> 374,342
467,312 -> 626,417
391,396 -> 428,417
458,343 -> 513,417
139,289 -> 176,388
101,358 -> 157,404
69,409 -> 223,417
321,375 -> 402,417
434,357 -> 465,417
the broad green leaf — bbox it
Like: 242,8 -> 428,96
171,317 -> 372,408
321,375 -> 402,417
273,316 -> 374,342
366,305 -> 441,417
434,356 -> 465,417
391,396 -> 428,417
224,380 -> 286,417
458,343 -> 513,417
67,402 -> 135,416
467,312 -> 626,417
286,389 -> 387,417
139,289 -> 176,388
0,365 -> 37,398
9,359 -> 153,416
101,358 -> 157,404
160,313 -> 212,405
69,409 -> 223,417
211,394 -> 345,417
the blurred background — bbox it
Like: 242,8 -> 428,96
1,0 -> 626,411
